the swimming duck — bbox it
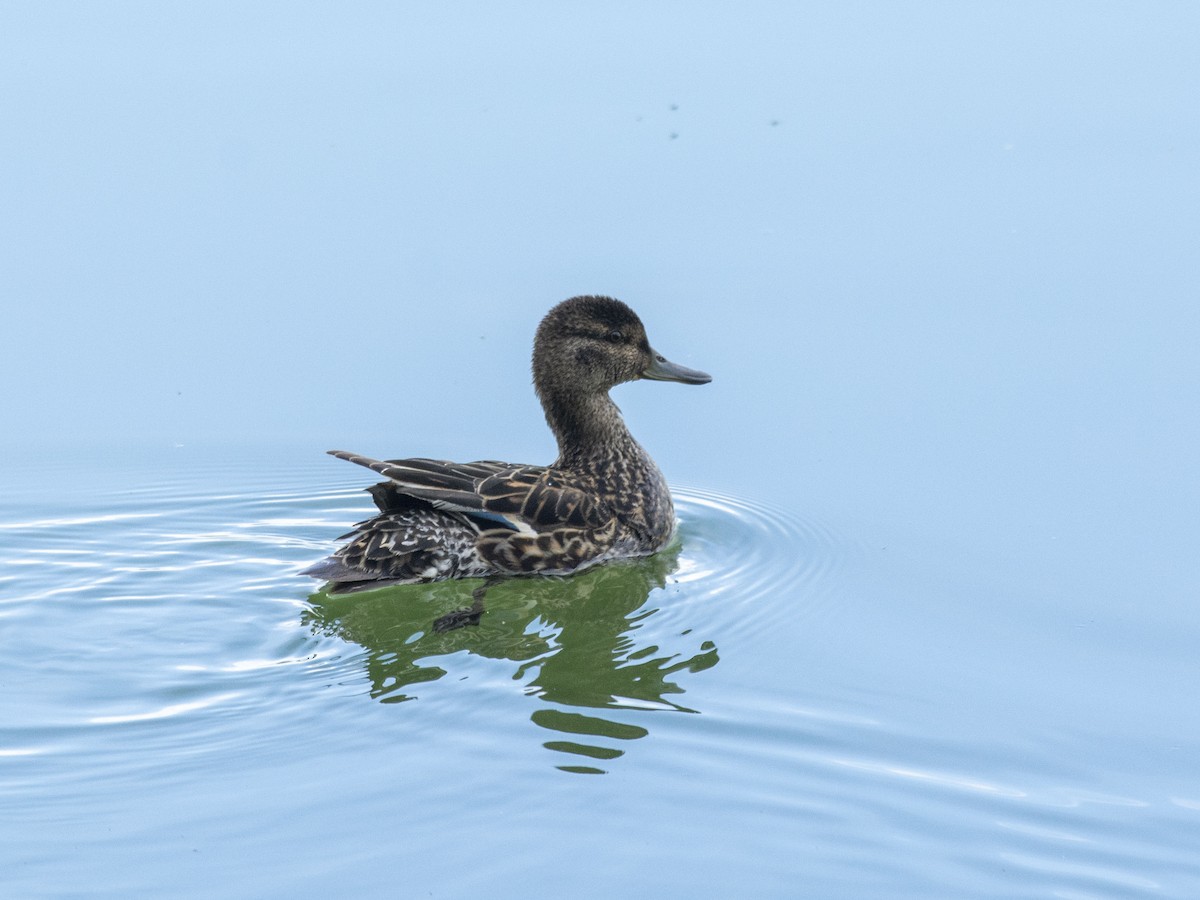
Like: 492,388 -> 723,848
304,295 -> 710,627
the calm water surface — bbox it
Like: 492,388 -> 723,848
3,445 -> 1197,898
4,2 -> 1199,897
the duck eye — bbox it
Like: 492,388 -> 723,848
605,329 -> 624,344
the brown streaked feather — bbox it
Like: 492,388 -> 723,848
329,451 -> 514,492
327,450 -> 608,533
311,506 -> 497,589
383,457 -> 514,482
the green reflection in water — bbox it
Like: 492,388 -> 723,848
302,542 -> 718,772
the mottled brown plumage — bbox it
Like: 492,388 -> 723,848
303,296 -> 710,602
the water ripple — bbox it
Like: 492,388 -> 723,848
88,692 -> 243,725
671,485 -> 857,638
3,468 -> 1198,896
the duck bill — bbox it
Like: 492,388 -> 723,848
641,349 -> 712,385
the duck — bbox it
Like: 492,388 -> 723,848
303,295 -> 711,628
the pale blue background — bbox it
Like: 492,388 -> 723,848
3,3 -> 1199,896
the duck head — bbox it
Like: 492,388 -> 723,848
533,295 -> 712,400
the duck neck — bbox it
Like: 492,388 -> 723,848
543,389 -> 639,469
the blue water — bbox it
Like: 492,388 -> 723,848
4,442 -> 1198,897
4,3 -> 1199,898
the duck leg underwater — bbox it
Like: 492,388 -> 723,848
432,576 -> 501,633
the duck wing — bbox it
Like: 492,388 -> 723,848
304,509 -> 479,589
328,450 -> 608,533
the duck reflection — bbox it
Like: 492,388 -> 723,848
302,542 -> 718,773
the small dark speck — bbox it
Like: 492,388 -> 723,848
770,119 -> 780,127
669,103 -> 679,111
669,132 -> 679,140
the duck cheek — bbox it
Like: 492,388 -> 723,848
574,346 -> 601,368
629,353 -> 653,382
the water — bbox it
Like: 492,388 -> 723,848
2,444 -> 1197,897
4,3 -> 1199,897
